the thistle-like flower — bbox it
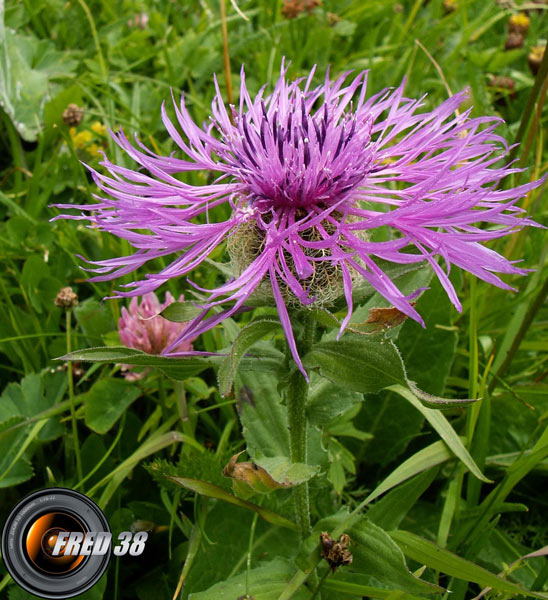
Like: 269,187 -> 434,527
54,64 -> 542,375
118,291 -> 194,380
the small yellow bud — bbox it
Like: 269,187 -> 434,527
91,121 -> 107,136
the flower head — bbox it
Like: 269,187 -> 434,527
118,291 -> 194,379
54,63 -> 542,376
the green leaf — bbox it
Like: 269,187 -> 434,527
223,453 -> 317,497
349,519 -> 442,595
0,429 -> 33,488
303,335 -> 407,394
183,501 -> 299,598
367,469 -> 439,531
364,439 -> 454,505
0,421 -> 46,486
0,17 -> 77,141
359,391 -> 425,467
218,317 -> 282,396
304,335 -> 474,409
301,513 -> 442,596
307,376 -> 363,426
160,301 -> 203,322
84,378 -> 141,434
327,437 -> 356,493
238,371 -> 291,459
389,530 -> 548,599
188,558 -> 310,600
0,371 -> 65,442
20,255 -> 61,314
323,578 -> 426,600
237,371 -> 327,470
395,276 -> 459,397
389,385 -> 490,483
168,476 -> 298,531
59,346 -> 211,379
256,456 -> 319,486
96,431 -> 194,509
74,298 -> 115,345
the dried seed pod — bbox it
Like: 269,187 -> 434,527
505,32 -> 524,50
320,532 -> 353,572
62,104 -> 84,127
54,286 -> 78,309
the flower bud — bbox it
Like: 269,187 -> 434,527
528,44 -> 545,75
320,532 -> 353,572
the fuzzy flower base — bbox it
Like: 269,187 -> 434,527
54,63 -> 542,375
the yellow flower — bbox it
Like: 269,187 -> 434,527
88,143 -> 102,158
72,130 -> 93,149
508,12 -> 530,35
91,121 -> 107,137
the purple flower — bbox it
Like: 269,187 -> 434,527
54,64 -> 542,376
118,291 -> 194,380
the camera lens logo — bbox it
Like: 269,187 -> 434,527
2,488 -> 112,599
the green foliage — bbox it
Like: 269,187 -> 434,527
188,558 -> 310,599
84,378 -> 141,434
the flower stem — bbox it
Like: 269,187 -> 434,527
66,310 -> 83,484
286,313 -> 316,540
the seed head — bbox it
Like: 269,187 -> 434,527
54,286 -> 78,309
62,104 -> 84,127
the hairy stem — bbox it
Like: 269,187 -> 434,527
286,313 -> 316,539
66,309 -> 83,483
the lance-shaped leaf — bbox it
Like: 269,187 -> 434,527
58,346 -> 211,379
188,558 -> 310,600
364,439 -> 455,505
389,385 -> 491,483
168,476 -> 298,531
390,530 -> 548,599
